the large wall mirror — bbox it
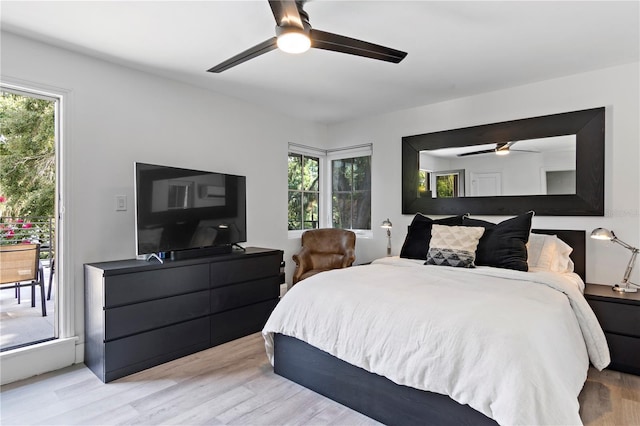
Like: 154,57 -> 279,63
402,107 -> 604,216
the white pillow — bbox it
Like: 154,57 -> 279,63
426,225 -> 485,268
527,233 -> 574,273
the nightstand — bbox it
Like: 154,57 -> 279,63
584,283 -> 640,375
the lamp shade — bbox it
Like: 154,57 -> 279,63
590,227 -> 639,293
590,228 -> 615,241
381,218 -> 392,229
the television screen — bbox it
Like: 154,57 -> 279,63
134,162 -> 246,256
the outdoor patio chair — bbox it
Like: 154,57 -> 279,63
47,258 -> 55,300
0,244 -> 47,316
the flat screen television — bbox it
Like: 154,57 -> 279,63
134,162 -> 246,258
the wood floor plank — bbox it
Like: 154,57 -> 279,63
38,377 -> 178,425
215,377 -> 306,424
160,385 -> 256,426
126,365 -> 264,425
305,400 -> 379,425
1,333 -> 638,426
0,363 -> 86,406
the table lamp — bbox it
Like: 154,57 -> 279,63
381,218 -> 393,256
590,228 -> 639,293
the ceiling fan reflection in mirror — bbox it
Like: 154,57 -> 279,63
207,0 -> 408,73
457,141 -> 540,157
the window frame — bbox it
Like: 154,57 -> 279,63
287,144 -> 326,238
288,143 -> 373,239
327,146 -> 373,238
0,79 -> 78,384
287,142 -> 373,239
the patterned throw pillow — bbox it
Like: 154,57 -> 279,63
425,225 -> 485,268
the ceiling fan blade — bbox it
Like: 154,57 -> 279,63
457,149 -> 496,157
207,37 -> 278,73
310,29 -> 407,63
269,0 -> 304,29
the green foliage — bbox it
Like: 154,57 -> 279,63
418,170 -> 428,196
287,153 -> 319,230
0,91 -> 55,218
288,153 -> 371,231
436,175 -> 456,198
332,156 -> 371,229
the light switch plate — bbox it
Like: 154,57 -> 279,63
115,195 -> 127,211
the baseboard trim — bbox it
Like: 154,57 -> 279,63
0,337 -> 78,385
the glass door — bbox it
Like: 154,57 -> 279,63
0,88 -> 58,351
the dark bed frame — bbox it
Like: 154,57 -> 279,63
273,229 -> 586,425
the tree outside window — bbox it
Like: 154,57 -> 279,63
430,169 -> 465,198
0,91 -> 55,218
288,153 -> 319,230
332,156 -> 371,229
418,169 -> 431,197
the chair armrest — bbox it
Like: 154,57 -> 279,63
292,247 -> 313,284
341,247 -> 356,267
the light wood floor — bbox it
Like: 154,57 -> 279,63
1,332 -> 638,425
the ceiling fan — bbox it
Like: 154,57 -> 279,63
207,0 -> 408,73
457,141 -> 540,157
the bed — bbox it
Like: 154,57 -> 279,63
262,227 -> 610,426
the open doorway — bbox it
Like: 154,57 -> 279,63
0,88 -> 58,351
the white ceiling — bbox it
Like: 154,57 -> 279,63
428,135 -> 576,157
1,1 -> 638,124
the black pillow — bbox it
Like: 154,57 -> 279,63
400,214 -> 468,260
461,211 -> 534,271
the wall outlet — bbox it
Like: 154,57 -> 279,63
115,195 -> 127,211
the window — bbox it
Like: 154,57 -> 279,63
418,169 -> 431,197
430,169 -> 465,198
332,156 -> 371,229
288,143 -> 372,234
288,153 -> 320,230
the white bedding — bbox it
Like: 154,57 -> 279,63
262,257 -> 610,426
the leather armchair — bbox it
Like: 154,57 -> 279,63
292,228 -> 356,284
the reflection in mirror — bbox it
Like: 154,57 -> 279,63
167,180 -> 194,209
422,169 -> 466,198
401,107 -> 604,216
419,135 -> 576,198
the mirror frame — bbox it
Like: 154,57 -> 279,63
402,107 -> 605,216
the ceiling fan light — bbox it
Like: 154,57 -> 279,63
277,31 -> 311,54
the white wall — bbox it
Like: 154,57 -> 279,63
0,31 -> 326,382
327,62 -> 640,287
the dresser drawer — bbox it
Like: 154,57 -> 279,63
211,299 -> 278,346
605,332 -> 640,375
104,317 -> 210,374
105,264 -> 209,307
211,276 -> 279,314
588,300 -> 640,337
210,253 -> 281,287
105,290 -> 210,340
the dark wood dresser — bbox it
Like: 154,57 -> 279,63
584,283 -> 640,375
85,247 -> 282,382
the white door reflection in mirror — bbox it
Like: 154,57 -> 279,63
471,172 -> 502,196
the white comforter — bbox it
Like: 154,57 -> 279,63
262,257 -> 610,426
